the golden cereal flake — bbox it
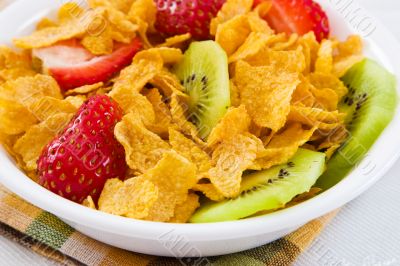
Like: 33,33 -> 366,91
207,105 -> 251,147
98,177 -> 159,219
209,133 -> 263,198
114,113 -> 170,174
169,128 -> 211,175
168,193 -> 200,223
235,60 -> 300,132
143,151 -> 197,222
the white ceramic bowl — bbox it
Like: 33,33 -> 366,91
1,0 -> 400,257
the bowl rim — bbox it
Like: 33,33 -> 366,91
1,0 -> 400,243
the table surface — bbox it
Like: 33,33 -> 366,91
1,0 -> 400,265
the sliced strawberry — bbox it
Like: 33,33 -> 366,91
33,38 -> 142,91
255,0 -> 330,42
38,95 -> 127,203
155,0 -> 226,40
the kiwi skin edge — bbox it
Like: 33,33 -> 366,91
316,59 -> 398,191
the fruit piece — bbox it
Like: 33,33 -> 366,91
190,149 -> 326,223
33,38 -> 142,91
173,41 -> 230,139
154,0 -> 226,40
38,95 -> 128,203
257,0 -> 330,42
317,59 -> 397,190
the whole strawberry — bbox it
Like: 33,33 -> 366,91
38,95 -> 127,203
155,0 -> 226,40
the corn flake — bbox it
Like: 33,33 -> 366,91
287,105 -> 346,132
13,113 -> 73,171
0,46 -> 32,70
0,99 -> 38,135
228,32 -> 271,63
271,34 -> 299,51
333,35 -> 364,77
111,90 -> 155,125
311,87 -> 339,111
150,70 -> 185,97
0,75 -> 63,135
247,10 -> 273,34
210,0 -> 253,36
128,0 -> 156,32
65,82 -> 104,96
207,105 -> 251,147
229,80 -> 241,107
88,0 -> 134,13
64,95 -> 86,108
308,73 -> 348,100
28,97 -> 77,123
138,48 -> 183,65
235,60 -> 300,132
111,51 -> 163,93
215,15 -> 251,57
57,2 -> 84,23
14,8 -> 103,49
0,74 -> 62,103
143,151 -> 197,222
291,78 -> 315,107
98,177 -> 159,219
168,193 -> 200,223
315,40 -> 333,74
144,88 -> 172,137
106,6 -> 139,34
157,33 -> 191,48
82,195 -> 97,210
192,183 -> 226,202
0,68 -> 36,83
169,93 -> 200,140
169,128 -> 211,176
114,113 -> 170,174
298,32 -> 320,74
209,133 -> 263,198
253,123 -> 316,170
81,26 -> 114,55
36,18 -> 58,30
245,46 -> 306,72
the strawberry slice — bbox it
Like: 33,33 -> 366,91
38,95 -> 128,203
255,0 -> 330,42
155,0 -> 226,40
33,38 -> 142,91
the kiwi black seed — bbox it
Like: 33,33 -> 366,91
317,59 -> 397,190
190,149 -> 326,223
173,41 -> 230,139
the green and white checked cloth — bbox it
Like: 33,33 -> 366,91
0,184 -> 338,266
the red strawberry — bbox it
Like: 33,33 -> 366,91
33,38 -> 142,91
38,95 -> 127,203
155,0 -> 226,40
255,0 -> 330,42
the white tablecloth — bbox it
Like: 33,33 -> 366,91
1,0 -> 400,265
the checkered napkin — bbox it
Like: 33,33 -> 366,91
0,184 -> 338,266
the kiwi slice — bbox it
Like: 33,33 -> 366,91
316,59 -> 398,190
174,41 -> 230,139
190,149 -> 326,223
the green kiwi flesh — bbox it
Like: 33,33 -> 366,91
190,149 -> 326,223
316,59 -> 397,190
173,41 -> 230,139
